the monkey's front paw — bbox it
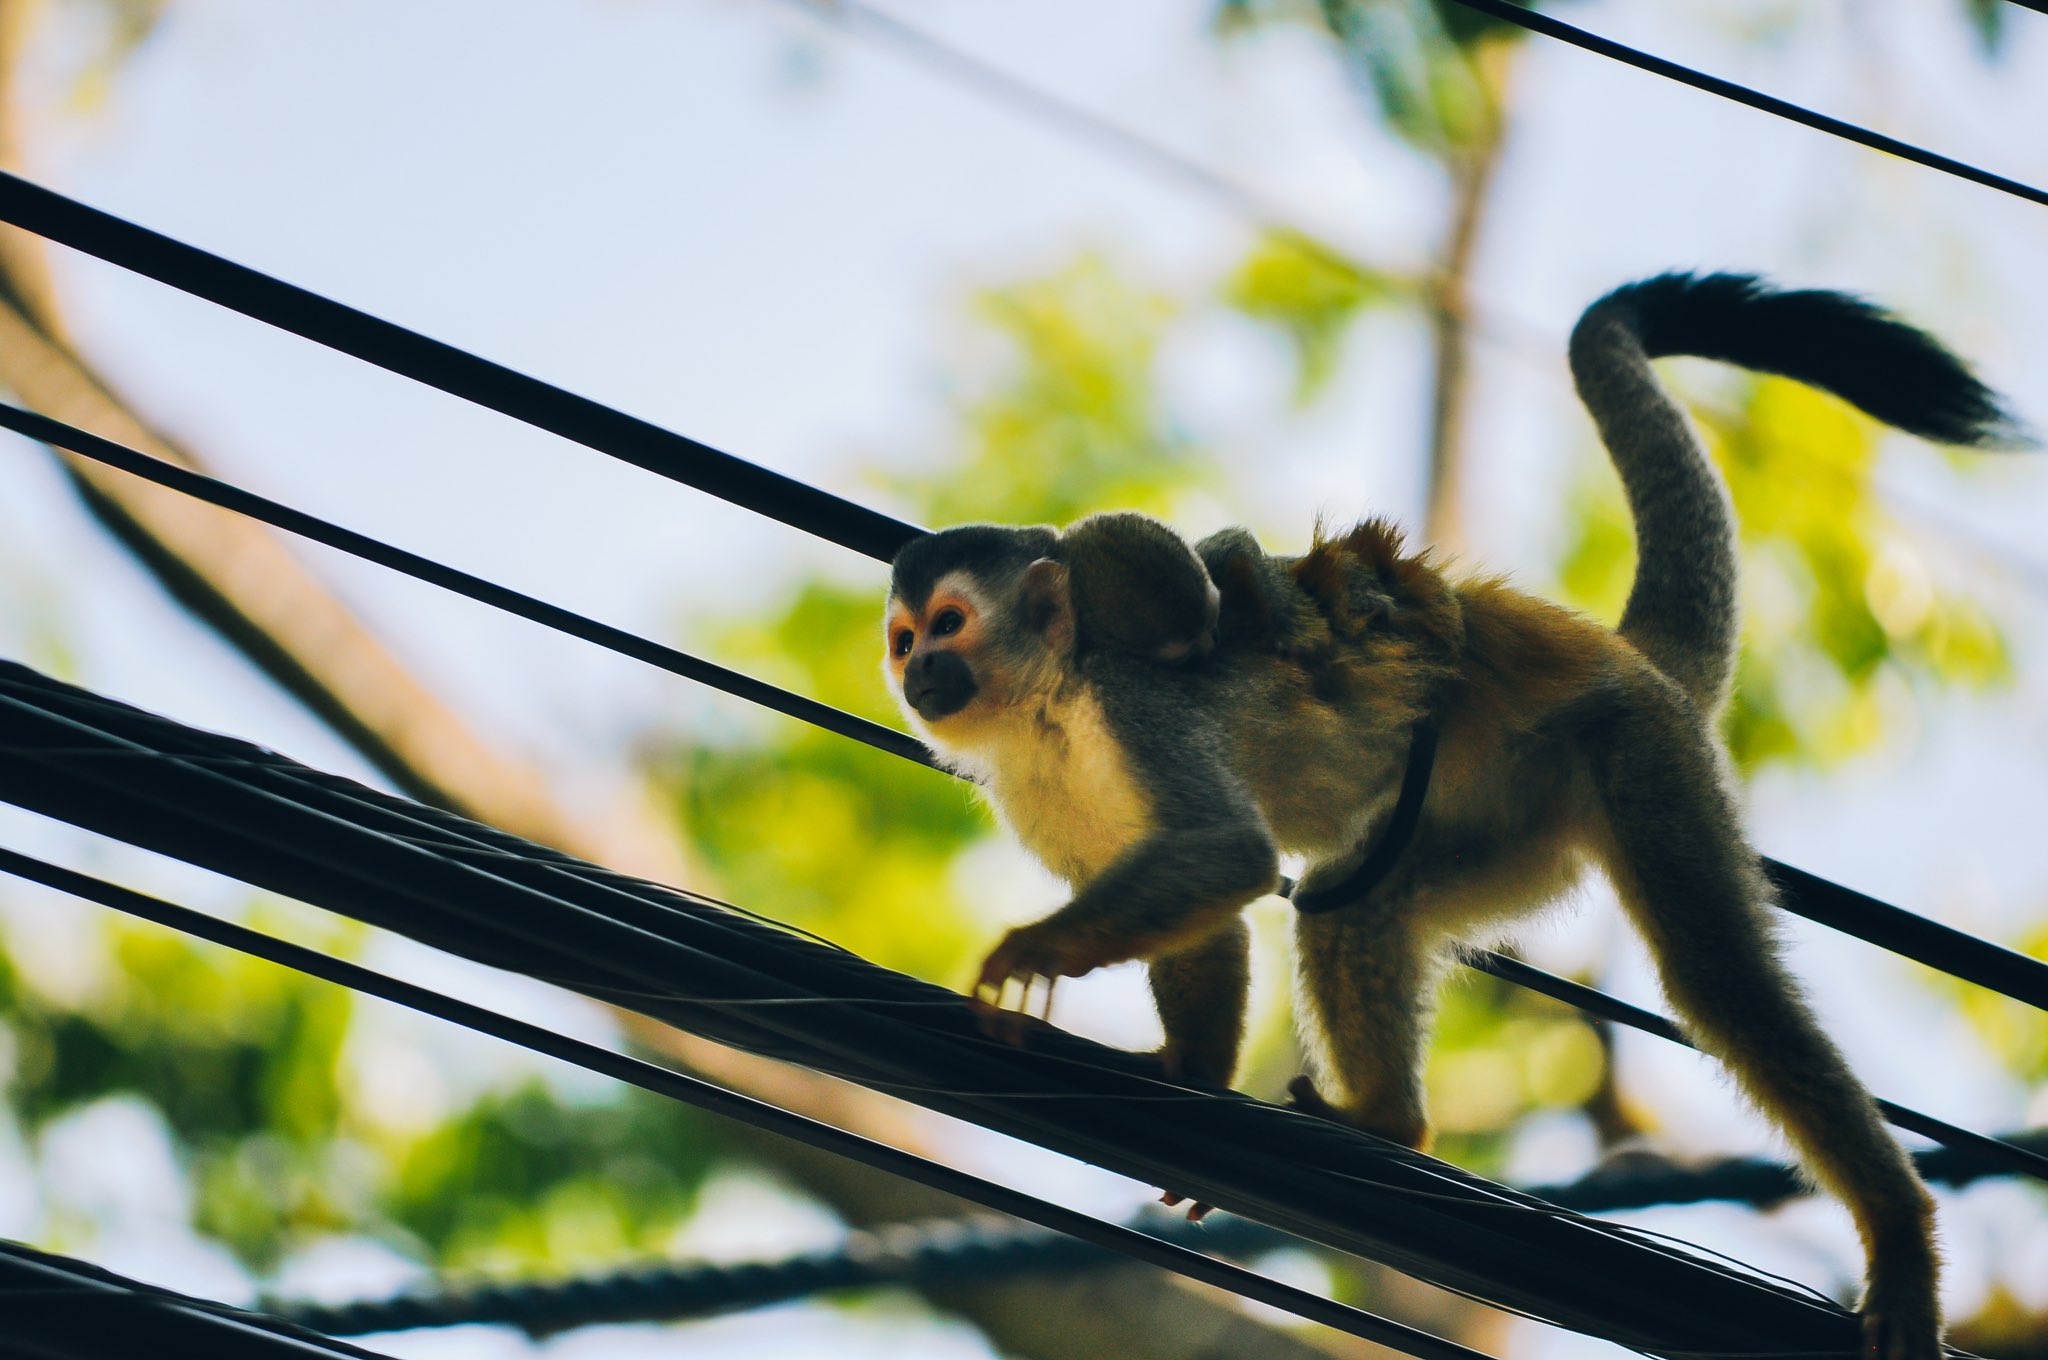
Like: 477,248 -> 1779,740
972,923 -> 1099,1043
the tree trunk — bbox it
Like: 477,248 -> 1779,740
1420,36 -> 1516,554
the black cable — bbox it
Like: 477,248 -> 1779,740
1442,0 -> 2048,210
276,1116 -> 2048,1340
0,663 -> 1875,1358
0,400 -> 931,767
0,847 -> 1484,1360
1463,951 -> 2048,1184
0,1240 -> 393,1360
0,171 -> 922,563
1763,862 -> 2048,1012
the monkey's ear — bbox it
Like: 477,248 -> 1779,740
1020,557 -> 1075,649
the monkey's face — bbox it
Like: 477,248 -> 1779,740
884,561 -> 1073,752
885,574 -> 989,726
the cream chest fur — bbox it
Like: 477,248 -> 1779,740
959,685 -> 1153,887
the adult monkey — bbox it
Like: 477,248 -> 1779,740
883,274 -> 2025,1359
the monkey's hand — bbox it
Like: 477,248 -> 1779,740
972,919 -> 1118,1043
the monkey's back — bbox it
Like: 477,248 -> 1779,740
1143,524 -> 1634,866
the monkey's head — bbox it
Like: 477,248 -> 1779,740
884,525 -> 1070,752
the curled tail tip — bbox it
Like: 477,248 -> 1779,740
1576,270 -> 2029,451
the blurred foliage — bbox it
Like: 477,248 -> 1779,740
1555,374 -> 2009,773
908,255 -> 1202,528
1216,0 -> 1515,156
1943,917 -> 2048,1089
1225,232 -> 1398,405
1959,0 -> 2010,57
658,256 -> 1216,983
0,898 -> 716,1277
1425,972 -> 1606,1174
42,0 -> 170,113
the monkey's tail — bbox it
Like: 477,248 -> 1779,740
1567,272 -> 2025,712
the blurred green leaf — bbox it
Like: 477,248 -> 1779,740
903,255 -> 1208,528
385,1081 -> 710,1271
1225,231 -> 1396,404
1960,0 -> 2008,57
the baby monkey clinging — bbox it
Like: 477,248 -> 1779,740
882,273 -> 2024,1360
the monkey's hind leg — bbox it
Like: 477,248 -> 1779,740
1146,916 -> 1251,1088
1291,898 -> 1440,1151
1585,687 -> 1941,1360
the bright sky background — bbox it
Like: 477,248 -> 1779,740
0,1 -> 2045,1356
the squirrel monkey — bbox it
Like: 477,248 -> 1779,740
882,274 -> 2024,1360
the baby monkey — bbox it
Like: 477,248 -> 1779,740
883,274 -> 2025,1360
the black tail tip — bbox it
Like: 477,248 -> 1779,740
1590,271 -> 2032,451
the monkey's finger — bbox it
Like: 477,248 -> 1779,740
1185,1201 -> 1216,1223
1010,973 -> 1053,1044
973,954 -> 1010,1003
1029,974 -> 1059,1023
1158,1191 -> 1184,1207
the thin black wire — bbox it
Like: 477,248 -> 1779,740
1442,0 -> 2048,210
0,170 -> 922,563
0,847 -> 1487,1360
0,400 -> 930,768
8,396 -> 2045,1097
0,1241 -> 395,1360
1462,951 -> 2048,1184
0,665 -> 1874,1357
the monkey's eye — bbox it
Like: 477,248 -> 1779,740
931,608 -> 966,638
892,629 -> 915,659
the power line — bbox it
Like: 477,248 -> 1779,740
1443,0 -> 2048,210
1463,951 -> 2048,1183
0,847 -> 1481,1360
0,171 -> 921,563
0,1241 -> 393,1360
0,662 -> 1878,1357
0,400 -> 929,767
